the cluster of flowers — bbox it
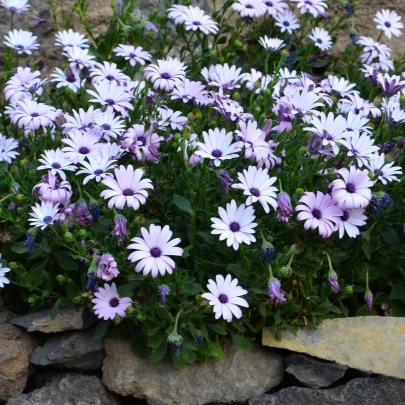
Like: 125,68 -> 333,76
0,0 -> 404,356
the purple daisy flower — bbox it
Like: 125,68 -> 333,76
296,192 -> 343,238
97,253 -> 120,281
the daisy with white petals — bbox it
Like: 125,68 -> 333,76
127,224 -> 183,277
0,134 -> 19,164
51,67 -> 84,92
202,274 -> 249,322
337,208 -> 367,239
63,47 -> 96,69
374,9 -> 404,39
100,165 -> 153,210
231,0 -> 266,18
195,128 -> 242,167
291,0 -> 328,17
168,5 -> 219,34
28,201 -> 60,230
4,29 -> 38,54
365,153 -> 403,185
61,129 -> 101,163
144,57 -> 186,91
232,166 -> 278,214
0,254 -> 10,288
1,0 -> 30,13
259,36 -> 285,52
113,44 -> 152,66
309,28 -> 332,51
211,200 -> 258,250
77,153 -> 117,185
55,29 -> 88,48
275,11 -> 300,34
37,149 -> 77,180
263,0 -> 289,17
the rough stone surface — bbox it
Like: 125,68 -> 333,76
5,373 -> 120,405
103,338 -> 284,405
285,353 -> 347,389
29,328 -> 104,371
0,309 -> 38,402
263,317 -> 405,379
248,376 -> 405,405
10,306 -> 97,333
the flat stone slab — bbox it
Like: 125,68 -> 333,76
103,339 -> 284,405
249,376 -> 405,405
285,353 -> 347,388
263,317 -> 405,379
10,306 -> 97,333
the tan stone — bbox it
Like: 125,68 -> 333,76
262,317 -> 405,379
0,310 -> 38,402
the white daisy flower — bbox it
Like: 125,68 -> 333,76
336,208 -> 367,239
235,119 -> 269,161
168,5 -> 219,34
291,0 -> 327,17
0,254 -> 11,288
156,106 -> 188,131
195,128 -> 242,167
339,131 -> 379,167
93,107 -> 125,140
62,106 -> 96,134
4,67 -> 45,103
61,129 -> 101,163
374,9 -> 404,39
309,27 -> 332,51
1,0 -> 30,13
232,166 -> 278,214
344,112 -> 372,134
127,224 -> 183,277
170,79 -> 210,105
37,149 -> 77,180
90,62 -> 131,85
365,153 -> 403,185
100,165 -> 153,210
211,200 -> 258,250
275,10 -> 300,34
0,134 -> 19,164
202,274 -> 249,322
77,153 -> 117,185
201,63 -> 244,90
231,0 -> 267,17
63,46 -> 96,69
241,68 -> 263,92
4,29 -> 39,54
263,0 -> 289,17
144,57 -> 187,92
28,201 -> 60,230
259,36 -> 285,52
113,44 -> 152,66
55,29 -> 88,48
51,67 -> 84,93
87,81 -> 135,116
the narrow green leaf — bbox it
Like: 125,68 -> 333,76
231,334 -> 251,350
173,194 -> 194,216
94,321 -> 110,340
49,299 -> 60,320
150,340 -> 167,363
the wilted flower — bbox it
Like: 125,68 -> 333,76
72,202 -> 93,227
111,217 -> 128,244
158,285 -> 170,304
261,245 -> 276,264
86,274 -> 99,292
97,253 -> 120,281
218,171 -> 233,194
268,276 -> 286,304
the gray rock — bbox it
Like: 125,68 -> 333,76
30,328 -> 104,371
249,376 -> 405,405
285,353 -> 347,389
10,306 -> 97,333
0,309 -> 38,402
6,373 -> 120,405
262,317 -> 405,379
103,338 -> 284,405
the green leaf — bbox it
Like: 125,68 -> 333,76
49,299 -> 60,320
157,306 -> 173,323
53,250 -> 79,271
382,229 -> 400,247
390,279 -> 405,299
173,194 -> 194,216
182,346 -> 196,363
361,241 -> 371,260
0,207 -> 14,222
150,340 -> 167,363
231,334 -> 251,350
207,323 -> 227,335
339,301 -> 349,317
94,321 -> 110,340
11,241 -> 28,254
182,282 -> 202,295
199,339 -> 220,357
118,283 -> 136,297
172,353 -> 185,369
39,238 -> 51,253
148,332 -> 167,349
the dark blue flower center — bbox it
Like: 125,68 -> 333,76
385,21 -> 391,28
218,293 -> 228,304
312,209 -> 322,219
106,75 -> 115,81
212,149 -> 222,158
106,98 -> 115,106
109,297 -> 119,307
341,211 -> 349,221
161,72 -> 171,79
193,21 -> 201,25
346,182 -> 356,193
317,38 -> 323,44
79,146 -> 90,154
94,169 -> 104,175
102,123 -> 111,130
31,112 -> 39,117
283,21 -> 290,27
245,4 -> 253,8
265,1 -> 273,5
150,247 -> 162,258
16,44 -> 24,49
43,215 -> 53,224
122,188 -> 134,196
52,162 -> 61,169
229,221 -> 240,232
137,136 -> 146,145
250,187 -> 260,197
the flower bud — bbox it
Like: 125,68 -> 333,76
278,265 -> 292,279
328,269 -> 340,294
11,166 -> 18,173
79,230 -> 88,238
9,262 -> 18,269
276,192 -> 293,223
168,331 -> 183,358
15,194 -> 24,201
234,40 -> 243,48
268,277 -> 287,304
28,295 -> 40,304
344,285 -> 354,294
126,306 -> 135,315
364,288 -> 373,312
56,275 -> 66,283
63,232 -> 74,242
28,169 -> 36,176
